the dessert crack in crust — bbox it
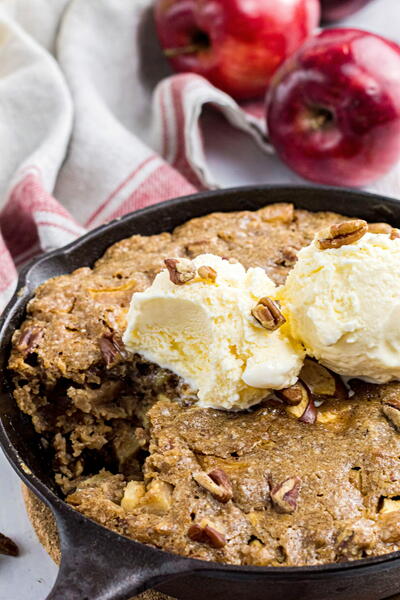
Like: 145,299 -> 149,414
8,203 -> 400,566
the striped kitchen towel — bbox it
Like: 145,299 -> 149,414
0,0 -> 270,311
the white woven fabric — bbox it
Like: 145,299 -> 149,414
0,0 -> 270,309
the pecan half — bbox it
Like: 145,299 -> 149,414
16,326 -> 43,356
382,398 -> 400,430
193,468 -> 233,504
270,476 -> 301,514
164,258 -> 196,285
251,297 -> 286,331
188,523 -> 226,549
0,533 -> 19,557
99,333 -> 125,367
316,220 -> 367,250
198,265 -> 217,282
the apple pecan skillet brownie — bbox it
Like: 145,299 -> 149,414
8,203 -> 400,566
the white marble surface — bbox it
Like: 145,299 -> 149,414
0,458 -> 58,600
2,1 -> 400,599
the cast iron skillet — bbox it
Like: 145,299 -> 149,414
2,185 -> 400,600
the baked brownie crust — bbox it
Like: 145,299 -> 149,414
9,203 -> 400,566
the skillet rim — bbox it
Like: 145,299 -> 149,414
2,183 -> 400,577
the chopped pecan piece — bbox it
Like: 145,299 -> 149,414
188,524 -> 205,543
316,219 -> 367,250
259,203 -> 294,224
368,222 -> 393,235
382,398 -> 400,430
164,258 -> 196,284
300,358 -> 348,402
278,246 -> 298,268
251,297 -> 286,331
276,381 -> 306,406
188,522 -> 226,549
99,333 -> 125,367
193,468 -> 233,504
270,477 -> 301,514
0,533 -> 19,557
299,398 -> 318,424
368,222 -> 400,239
198,265 -> 217,281
16,327 -> 43,356
280,381 -> 317,424
209,468 -> 232,490
294,359 -> 350,427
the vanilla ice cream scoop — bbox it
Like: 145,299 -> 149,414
123,254 -> 304,410
280,225 -> 400,383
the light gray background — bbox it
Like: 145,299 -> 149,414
2,0 -> 400,598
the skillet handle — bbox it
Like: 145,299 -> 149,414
44,505 -> 197,600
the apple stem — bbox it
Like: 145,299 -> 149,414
164,44 -> 206,58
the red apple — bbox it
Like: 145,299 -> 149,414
320,0 -> 374,22
154,0 -> 320,101
266,29 -> 400,187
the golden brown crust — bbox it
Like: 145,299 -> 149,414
13,204 -> 400,568
22,485 -> 60,565
22,485 -> 173,600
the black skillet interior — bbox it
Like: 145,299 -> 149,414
2,185 -> 400,600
